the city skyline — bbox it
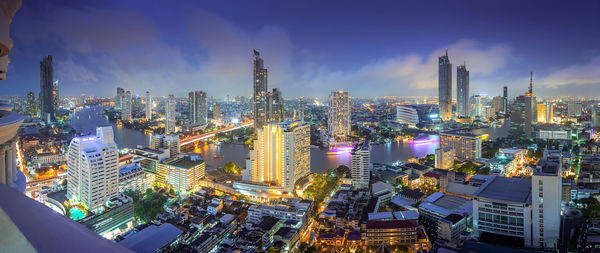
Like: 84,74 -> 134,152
3,0 -> 600,98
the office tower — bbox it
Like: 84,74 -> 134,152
213,103 -> 221,120
440,132 -> 482,160
351,141 -> 371,189
492,96 -> 504,115
531,150 -> 562,248
52,80 -> 59,111
120,90 -> 132,122
165,94 -> 176,133
503,86 -> 508,114
537,103 -> 554,124
511,72 -> 537,138
438,50 -> 452,121
145,91 -> 152,120
268,88 -> 284,122
39,55 -> 54,122
297,96 -> 305,122
188,91 -> 207,125
243,122 -> 310,193
67,126 -> 119,211
456,63 -> 469,117
253,49 -> 268,130
567,101 -> 583,116
150,134 -> 180,158
26,91 -> 36,117
435,147 -> 455,170
116,87 -> 124,109
470,95 -> 485,118
132,94 -> 142,115
328,90 -> 351,141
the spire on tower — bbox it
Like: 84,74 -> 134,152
529,71 -> 533,95
445,49 -> 448,57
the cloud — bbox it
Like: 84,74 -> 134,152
56,58 -> 98,82
537,56 -> 600,88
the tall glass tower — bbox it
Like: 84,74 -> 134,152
456,63 -> 469,117
438,50 -> 452,121
253,49 -> 268,130
39,55 -> 54,122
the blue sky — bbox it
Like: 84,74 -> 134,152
4,0 -> 600,98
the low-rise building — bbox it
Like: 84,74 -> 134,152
364,219 -> 419,246
118,163 -> 153,193
156,153 -> 205,194
437,213 -> 466,243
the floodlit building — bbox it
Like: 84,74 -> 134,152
328,90 -> 351,141
253,49 -> 269,130
351,141 -> 371,189
121,90 -> 132,122
537,103 -> 554,124
156,153 -> 205,194
511,72 -> 538,138
435,147 -> 455,170
440,132 -> 482,160
438,50 -> 452,121
188,90 -> 207,125
165,94 -> 176,133
67,126 -> 119,211
240,122 -> 311,196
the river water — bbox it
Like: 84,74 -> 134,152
71,106 -> 510,174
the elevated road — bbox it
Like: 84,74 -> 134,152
180,121 -> 253,147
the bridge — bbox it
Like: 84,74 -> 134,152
180,121 -> 254,147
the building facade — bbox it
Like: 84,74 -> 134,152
438,50 -> 452,121
456,63 -> 469,118
157,153 -> 205,193
39,55 -> 54,122
328,91 -> 351,141
268,88 -> 285,122
165,94 -> 176,133
253,49 -> 269,130
440,132 -> 482,161
351,141 -> 370,189
67,126 -> 119,211
145,91 -> 152,120
188,91 -> 207,125
121,90 -> 132,122
435,147 -> 455,170
537,103 -> 554,124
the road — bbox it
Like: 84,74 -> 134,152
180,121 -> 254,147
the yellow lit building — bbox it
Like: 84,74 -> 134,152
328,91 -> 351,141
440,132 -> 482,161
237,122 -> 310,196
537,103 -> 554,124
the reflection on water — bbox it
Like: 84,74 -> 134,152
70,106 -> 150,149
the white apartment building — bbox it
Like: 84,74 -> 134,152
396,105 -> 419,126
328,91 -> 351,141
118,163 -> 153,193
435,147 -> 455,170
67,126 -> 119,211
440,132 -> 482,160
150,134 -> 180,158
351,141 -> 370,189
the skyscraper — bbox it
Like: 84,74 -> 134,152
145,91 -> 152,120
188,91 -> 207,125
26,91 -> 36,117
438,50 -> 452,121
150,134 -> 180,158
470,95 -> 484,118
67,126 -> 119,211
511,72 -> 537,138
297,96 -> 305,122
213,103 -> 221,120
456,63 -> 469,118
440,132 -> 482,160
503,86 -> 508,114
116,87 -> 124,109
268,88 -> 284,122
120,90 -> 132,122
165,94 -> 176,133
328,91 -> 351,141
39,55 -> 54,122
537,103 -> 553,124
253,49 -> 268,130
351,141 -> 370,189
52,80 -> 59,112
242,122 -> 310,193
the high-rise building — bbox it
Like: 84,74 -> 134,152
592,108 -> 600,128
165,94 -> 176,133
26,91 -> 36,117
188,91 -> 207,125
435,147 -> 455,170
132,94 -> 142,115
511,72 -> 537,138
52,80 -> 59,111
253,49 -> 268,130
150,134 -> 180,158
351,141 -> 370,189
242,122 -> 310,193
39,55 -> 54,122
67,127 -> 119,211
440,132 -> 482,160
503,86 -> 508,114
116,87 -> 124,109
492,96 -> 504,115
567,101 -> 583,117
456,63 -> 469,118
145,91 -> 152,120
537,103 -> 554,124
213,103 -> 221,120
328,91 -> 351,141
297,96 -> 305,122
268,88 -> 285,122
470,95 -> 485,118
120,90 -> 132,122
531,150 -> 562,248
438,50 -> 452,121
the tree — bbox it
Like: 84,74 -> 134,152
527,149 -> 535,158
224,161 -> 241,175
123,189 -> 143,203
135,192 -> 168,222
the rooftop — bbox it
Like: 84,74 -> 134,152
118,224 -> 182,253
473,176 -> 532,203
166,154 -> 205,169
441,213 -> 464,224
366,219 -> 418,230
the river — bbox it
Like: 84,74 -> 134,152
70,106 -> 510,174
